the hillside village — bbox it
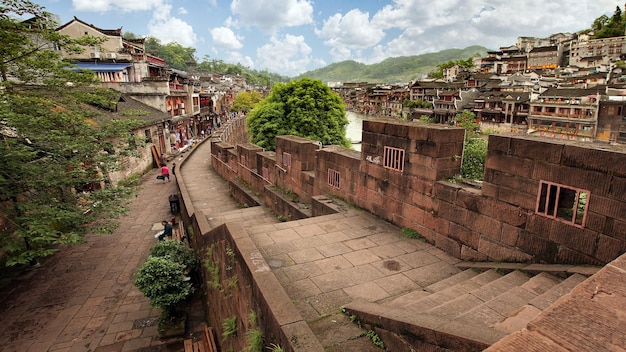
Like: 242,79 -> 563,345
333,32 -> 626,145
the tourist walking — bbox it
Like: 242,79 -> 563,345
161,164 -> 170,182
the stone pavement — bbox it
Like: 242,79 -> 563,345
0,165 -> 182,352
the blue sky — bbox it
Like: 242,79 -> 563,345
40,0 -> 622,76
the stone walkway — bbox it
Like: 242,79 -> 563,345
0,164 -> 181,352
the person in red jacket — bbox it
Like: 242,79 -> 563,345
161,164 -> 170,182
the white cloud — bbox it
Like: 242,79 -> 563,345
230,0 -> 314,33
210,27 -> 243,50
317,9 -> 385,48
148,4 -> 197,47
72,0 -> 165,12
178,7 -> 188,15
226,52 -> 255,68
256,34 -> 312,76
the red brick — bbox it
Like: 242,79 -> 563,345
465,212 -> 502,241
501,223 -> 521,247
409,176 -> 435,195
608,176 -> 626,201
449,222 -> 480,248
438,142 -> 465,159
548,221 -> 598,256
405,163 -> 438,180
481,182 -> 498,198
413,139 -> 440,158
595,234 -> 625,264
428,126 -> 465,143
408,153 -> 434,167
485,169 -> 539,195
385,123 -> 410,138
460,245 -> 490,261
562,144 -> 626,177
434,156 -> 462,170
509,137 -> 564,163
585,212 -> 607,233
588,194 -> 626,222
407,124 -> 429,141
477,236 -> 533,262
434,181 -> 461,203
439,202 -> 469,225
434,233 -> 461,257
486,135 -> 511,153
525,215 -> 553,239
555,246 -> 603,265
610,219 -> 626,241
485,153 -> 534,178
401,203 -> 425,224
423,212 -> 449,235
363,120 -> 387,134
497,186 -> 537,210
516,231 -> 558,263
411,191 -> 436,212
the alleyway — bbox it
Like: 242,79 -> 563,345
0,162 -> 182,351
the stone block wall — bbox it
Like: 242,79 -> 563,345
211,119 -> 626,265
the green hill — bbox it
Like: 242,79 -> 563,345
296,45 -> 490,83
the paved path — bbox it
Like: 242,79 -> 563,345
0,164 -> 180,352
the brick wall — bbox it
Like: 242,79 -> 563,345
211,120 -> 626,265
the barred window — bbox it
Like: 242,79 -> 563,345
328,169 -> 340,189
283,152 -> 292,167
383,146 -> 405,172
536,181 -> 589,227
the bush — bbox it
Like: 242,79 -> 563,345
135,256 -> 194,319
150,240 -> 197,270
461,138 -> 487,181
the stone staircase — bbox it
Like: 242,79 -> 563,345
345,267 -> 590,351
205,205 -> 281,229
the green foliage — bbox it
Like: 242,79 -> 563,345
144,37 -> 197,71
232,91 -> 263,112
432,56 -> 476,79
267,343 -> 284,352
418,115 -> 434,123
150,240 -> 197,269
245,329 -> 264,352
135,256 -> 194,317
404,99 -> 433,109
0,1 -> 144,265
461,138 -> 488,181
222,316 -> 237,340
401,228 -> 426,242
593,6 -> 626,39
247,78 -> 350,151
455,110 -> 479,139
296,46 -> 488,83
363,330 -> 386,350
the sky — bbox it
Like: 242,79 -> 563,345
40,0 -> 623,77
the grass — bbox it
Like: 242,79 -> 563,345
222,316 -> 237,341
245,329 -> 263,352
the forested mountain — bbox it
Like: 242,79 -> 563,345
296,45 -> 490,83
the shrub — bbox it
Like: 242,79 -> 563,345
150,240 -> 197,269
135,256 -> 194,319
461,138 -> 487,181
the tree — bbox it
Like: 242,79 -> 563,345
0,0 -> 144,266
453,110 -> 487,181
232,91 -> 262,112
246,78 -> 350,151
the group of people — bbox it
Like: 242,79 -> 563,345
159,154 -> 176,182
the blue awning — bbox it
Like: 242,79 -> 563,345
73,62 -> 132,72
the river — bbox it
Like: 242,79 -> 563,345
346,111 -> 367,151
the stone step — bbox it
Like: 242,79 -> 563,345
401,269 -> 503,314
527,273 -> 587,310
492,272 -> 582,334
423,271 -> 531,319
206,205 -> 280,228
425,268 -> 479,293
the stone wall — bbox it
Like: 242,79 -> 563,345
210,119 -> 626,265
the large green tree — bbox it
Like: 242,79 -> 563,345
1,0 -> 143,266
231,91 -> 262,113
246,78 -> 350,151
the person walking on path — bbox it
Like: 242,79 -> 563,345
161,164 -> 170,182
172,162 -> 176,177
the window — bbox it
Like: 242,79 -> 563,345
328,169 -> 340,189
536,181 -> 589,227
282,152 -> 292,168
383,146 -> 405,172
